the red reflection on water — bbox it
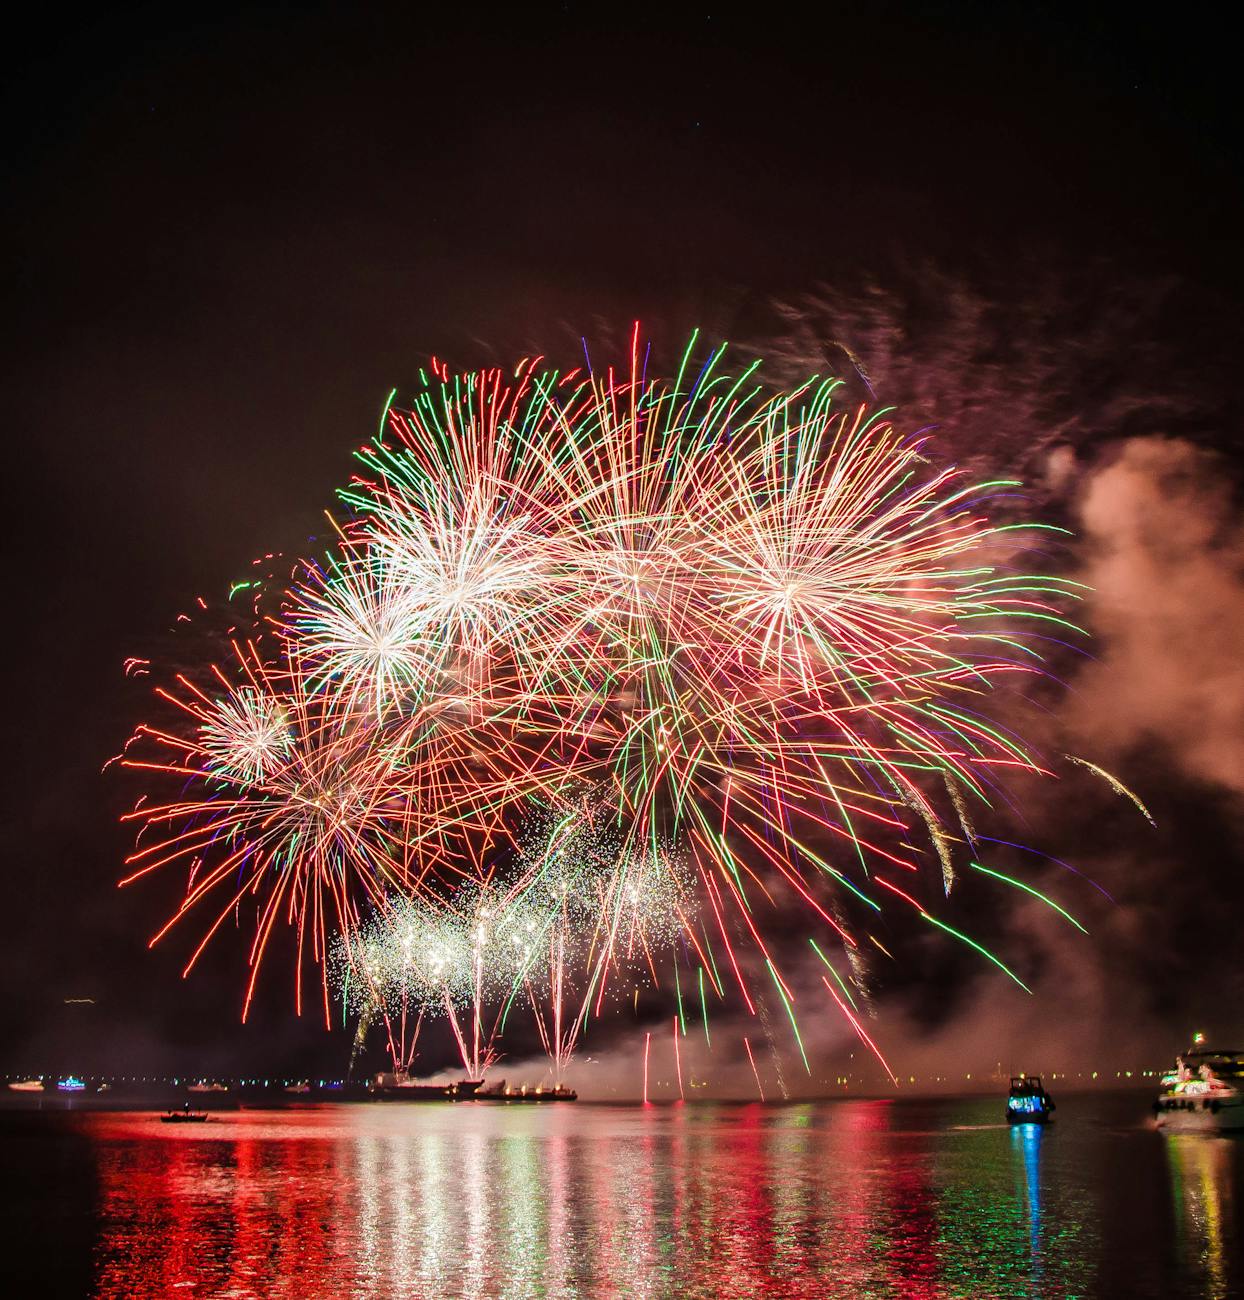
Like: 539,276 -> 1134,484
95,1118 -> 348,1297
883,1122 -> 942,1297
77,1101 -> 1097,1298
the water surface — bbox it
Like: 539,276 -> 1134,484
2,1093 -> 1239,1298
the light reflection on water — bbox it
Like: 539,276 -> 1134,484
33,1096 -> 1240,1297
1165,1134 -> 1238,1300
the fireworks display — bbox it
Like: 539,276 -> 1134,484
117,328 -> 1092,1088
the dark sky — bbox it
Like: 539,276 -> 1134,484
4,2 -> 1243,1079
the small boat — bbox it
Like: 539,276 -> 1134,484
1006,1074 -> 1055,1123
187,1081 -> 229,1093
161,1108 -> 209,1124
1154,1047 -> 1244,1132
283,1081 -> 312,1094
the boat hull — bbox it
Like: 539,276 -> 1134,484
1154,1095 -> 1244,1132
488,1090 -> 578,1103
372,1079 -> 484,1102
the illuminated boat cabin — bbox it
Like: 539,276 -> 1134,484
1007,1074 -> 1055,1123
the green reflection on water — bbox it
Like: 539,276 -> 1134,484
71,1098 -> 1238,1299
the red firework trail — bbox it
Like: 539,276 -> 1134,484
744,1036 -> 765,1102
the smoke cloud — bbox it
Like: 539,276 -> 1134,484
1070,437 -> 1244,797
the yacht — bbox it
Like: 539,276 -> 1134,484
1154,1048 -> 1244,1132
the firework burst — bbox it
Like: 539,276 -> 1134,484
119,328 -> 1092,1077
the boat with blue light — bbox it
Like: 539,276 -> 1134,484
1006,1074 -> 1055,1123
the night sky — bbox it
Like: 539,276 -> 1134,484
5,3 -> 1244,1082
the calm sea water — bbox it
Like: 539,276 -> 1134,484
1,1093 -> 1239,1298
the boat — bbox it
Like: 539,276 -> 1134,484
371,1072 -> 485,1101
1006,1074 -> 1055,1123
283,1081 -> 312,1094
1154,1047 -> 1244,1132
56,1076 -> 86,1093
161,1105 -> 209,1124
7,1079 -> 44,1092
187,1081 -> 229,1093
